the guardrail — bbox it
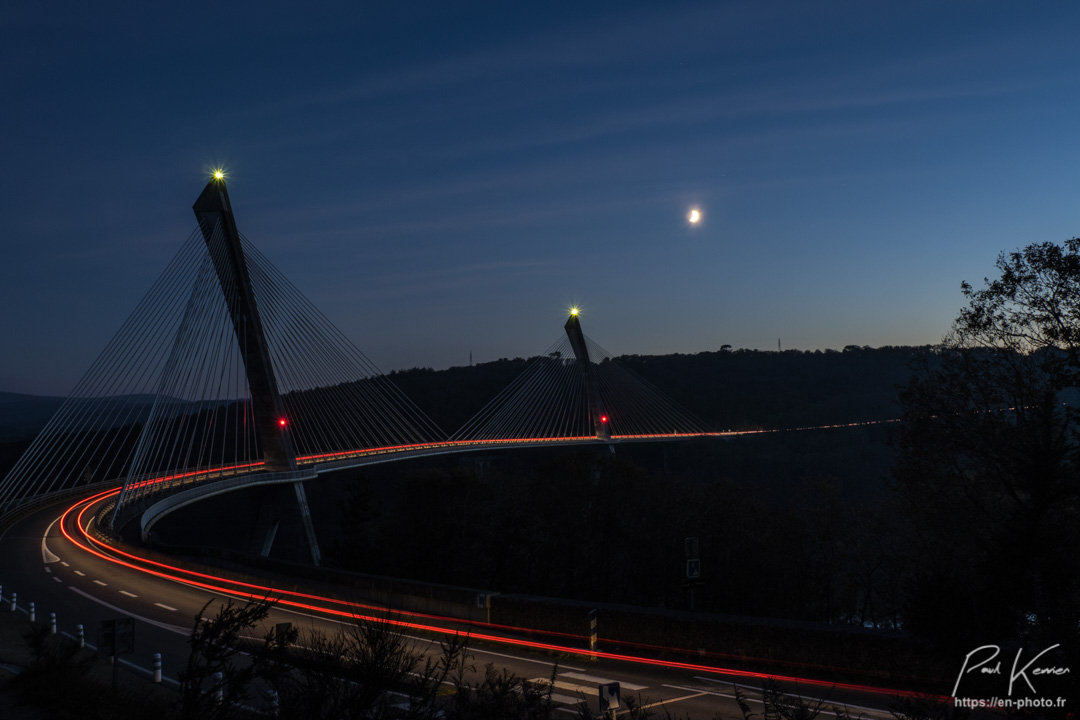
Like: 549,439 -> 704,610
0,480 -> 120,537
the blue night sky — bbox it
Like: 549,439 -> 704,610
2,1 -> 1078,396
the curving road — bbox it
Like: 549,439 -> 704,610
0,488 -> 934,718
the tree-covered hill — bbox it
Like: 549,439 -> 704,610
390,345 -> 928,436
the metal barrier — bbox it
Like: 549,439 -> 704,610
0,480 -> 119,537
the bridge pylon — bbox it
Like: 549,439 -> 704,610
193,175 -> 295,473
1,173 -> 445,556
564,309 -> 610,441
452,309 -> 703,443
192,175 -> 319,565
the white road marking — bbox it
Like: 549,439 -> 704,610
67,587 -> 189,634
554,680 -> 603,695
268,600 -> 588,673
681,680 -> 890,718
93,580 -> 107,586
634,691 -> 710,712
530,678 -> 607,697
120,590 -> 138,598
61,562 -> 69,567
467,645 -> 586,671
549,692 -> 585,705
560,671 -> 647,691
41,516 -> 61,564
44,567 -> 51,573
53,577 -> 63,583
155,603 -> 177,611
74,570 -> 86,576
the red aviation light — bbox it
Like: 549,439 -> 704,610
279,418 -> 288,428
601,415 -> 608,423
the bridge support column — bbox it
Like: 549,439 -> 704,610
248,482 -> 321,566
292,481 -> 321,566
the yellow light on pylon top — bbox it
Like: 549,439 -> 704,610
213,170 -> 225,180
570,307 -> 579,316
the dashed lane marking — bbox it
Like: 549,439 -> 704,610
120,591 -> 138,598
67,587 -> 189,635
93,580 -> 107,586
155,603 -> 177,611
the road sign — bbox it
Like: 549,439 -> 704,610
685,537 -> 699,559
687,558 -> 701,579
274,622 -> 293,647
98,618 -> 134,657
599,682 -> 621,712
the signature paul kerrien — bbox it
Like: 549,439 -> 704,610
952,644 -> 1070,697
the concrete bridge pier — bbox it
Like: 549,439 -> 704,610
247,481 -> 321,566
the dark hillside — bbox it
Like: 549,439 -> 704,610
391,345 -> 926,435
0,392 -> 64,442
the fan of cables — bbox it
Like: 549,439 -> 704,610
451,331 -> 703,442
0,226 -> 443,514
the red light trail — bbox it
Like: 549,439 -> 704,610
122,418 -> 902,495
58,486 -> 947,703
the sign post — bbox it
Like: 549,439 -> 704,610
99,618 -> 135,689
685,537 -> 702,611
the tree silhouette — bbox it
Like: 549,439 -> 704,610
895,238 -> 1080,671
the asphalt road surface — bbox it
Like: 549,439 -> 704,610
0,489 -> 925,719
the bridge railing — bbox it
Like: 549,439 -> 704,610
132,434 -> 715,540
139,467 -> 317,540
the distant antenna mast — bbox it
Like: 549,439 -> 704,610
778,338 -> 781,352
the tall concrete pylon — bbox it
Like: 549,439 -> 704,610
564,310 -> 611,441
192,174 -> 320,565
193,175 -> 296,473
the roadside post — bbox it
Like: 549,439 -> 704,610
588,608 -> 598,658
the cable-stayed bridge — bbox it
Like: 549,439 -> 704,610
0,176 -> 716,564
